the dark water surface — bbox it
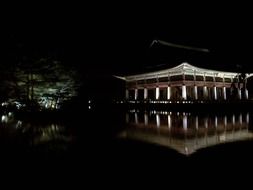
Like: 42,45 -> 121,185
2,106 -> 253,180
122,110 -> 252,155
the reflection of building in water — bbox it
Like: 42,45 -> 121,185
124,62 -> 253,101
121,111 -> 253,155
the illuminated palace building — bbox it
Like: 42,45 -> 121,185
124,62 -> 253,102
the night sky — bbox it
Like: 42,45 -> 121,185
2,3 -> 253,76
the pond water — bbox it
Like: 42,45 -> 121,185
0,111 -> 76,158
2,107 -> 253,162
120,110 -> 253,155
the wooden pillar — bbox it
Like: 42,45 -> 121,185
194,86 -> 198,100
203,86 -> 208,99
245,89 -> 249,99
213,86 -> 217,100
134,112 -> 138,124
223,87 -> 226,100
245,78 -> 248,99
144,88 -> 148,100
167,86 -> 171,100
156,87 -> 160,100
182,85 -> 187,100
125,89 -> 129,100
203,73 -> 208,99
134,89 -> 138,100
238,88 -> 242,100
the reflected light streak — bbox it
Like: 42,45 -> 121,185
204,117 -> 208,128
156,114 -> 160,128
214,116 -> 218,128
239,114 -> 243,125
232,115 -> 235,125
195,116 -> 198,129
135,113 -> 138,124
126,113 -> 129,123
144,113 -> 148,126
168,115 -> 171,129
123,111 -> 253,155
183,115 -> 187,130
224,116 -> 227,127
246,113 -> 249,124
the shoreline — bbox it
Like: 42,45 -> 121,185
122,100 -> 253,112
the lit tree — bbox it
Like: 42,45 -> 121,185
1,57 -> 82,110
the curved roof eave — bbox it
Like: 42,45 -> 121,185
125,62 -> 240,81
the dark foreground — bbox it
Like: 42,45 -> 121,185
1,103 -> 253,184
